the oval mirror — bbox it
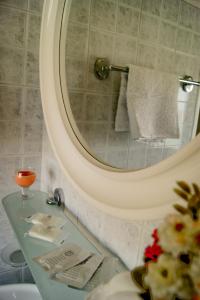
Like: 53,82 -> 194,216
59,0 -> 200,171
40,0 -> 200,219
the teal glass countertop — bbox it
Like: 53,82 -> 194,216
2,191 -> 107,300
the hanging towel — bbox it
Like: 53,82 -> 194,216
115,72 -> 140,138
115,65 -> 180,139
115,73 -> 129,132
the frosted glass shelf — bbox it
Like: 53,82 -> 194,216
2,191 -> 124,300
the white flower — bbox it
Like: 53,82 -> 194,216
189,256 -> 200,294
145,254 -> 184,299
158,214 -> 193,256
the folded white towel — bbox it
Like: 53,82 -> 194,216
26,224 -> 66,244
25,213 -> 66,228
115,65 -> 179,139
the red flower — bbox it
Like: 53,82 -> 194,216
144,228 -> 163,263
144,242 -> 163,263
152,229 -> 159,243
175,222 -> 185,232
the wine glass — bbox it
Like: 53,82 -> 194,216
15,169 -> 36,199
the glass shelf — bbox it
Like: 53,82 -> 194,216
2,191 -> 107,300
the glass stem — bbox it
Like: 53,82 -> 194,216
21,187 -> 28,199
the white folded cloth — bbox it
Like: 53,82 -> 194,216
114,73 -> 130,132
115,65 -> 180,140
26,224 -> 66,244
25,212 -> 66,228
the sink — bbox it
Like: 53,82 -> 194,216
0,284 -> 42,300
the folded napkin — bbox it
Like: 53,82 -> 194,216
26,224 -> 66,244
25,212 -> 66,228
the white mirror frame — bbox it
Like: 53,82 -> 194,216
40,0 -> 200,220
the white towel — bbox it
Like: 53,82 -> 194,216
115,73 -> 129,132
115,65 -> 179,139
25,213 -> 66,228
115,72 -> 141,138
26,224 -> 67,244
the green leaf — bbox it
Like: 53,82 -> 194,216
192,183 -> 200,196
177,181 -> 191,194
173,188 -> 189,201
173,204 -> 188,215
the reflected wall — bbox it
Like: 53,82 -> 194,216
65,0 -> 200,169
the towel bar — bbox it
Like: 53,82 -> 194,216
94,58 -> 200,93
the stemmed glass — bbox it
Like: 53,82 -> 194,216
15,169 -> 36,199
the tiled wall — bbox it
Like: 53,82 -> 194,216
65,0 -> 200,169
0,0 -> 43,280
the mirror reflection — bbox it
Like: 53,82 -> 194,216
61,0 -> 200,170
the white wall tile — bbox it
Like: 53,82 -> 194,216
139,13 -> 159,43
161,0 -> 180,23
91,0 -> 116,31
0,7 -> 26,48
24,122 -> 43,154
84,94 -> 111,122
159,21 -> 176,49
0,46 -> 24,84
114,36 -> 137,65
27,14 -> 41,52
137,43 -> 156,68
191,34 -> 200,56
0,0 -> 28,10
0,86 -> 22,120
156,48 -> 175,73
68,0 -> 90,24
142,0 -> 161,16
68,92 -> 85,121
117,5 -> 140,37
24,88 -> 43,121
119,0 -> 141,9
0,121 -> 22,154
179,1 -> 196,30
66,23 -> 88,58
28,0 -> 43,14
25,51 -> 39,86
176,28 -> 192,53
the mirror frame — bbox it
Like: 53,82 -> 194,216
40,0 -> 200,220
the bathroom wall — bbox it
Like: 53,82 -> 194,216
0,0 -> 43,282
65,0 -> 200,169
0,0 -> 198,277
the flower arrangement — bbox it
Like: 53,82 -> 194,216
131,181 -> 200,300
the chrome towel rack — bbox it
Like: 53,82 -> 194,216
94,57 -> 200,93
